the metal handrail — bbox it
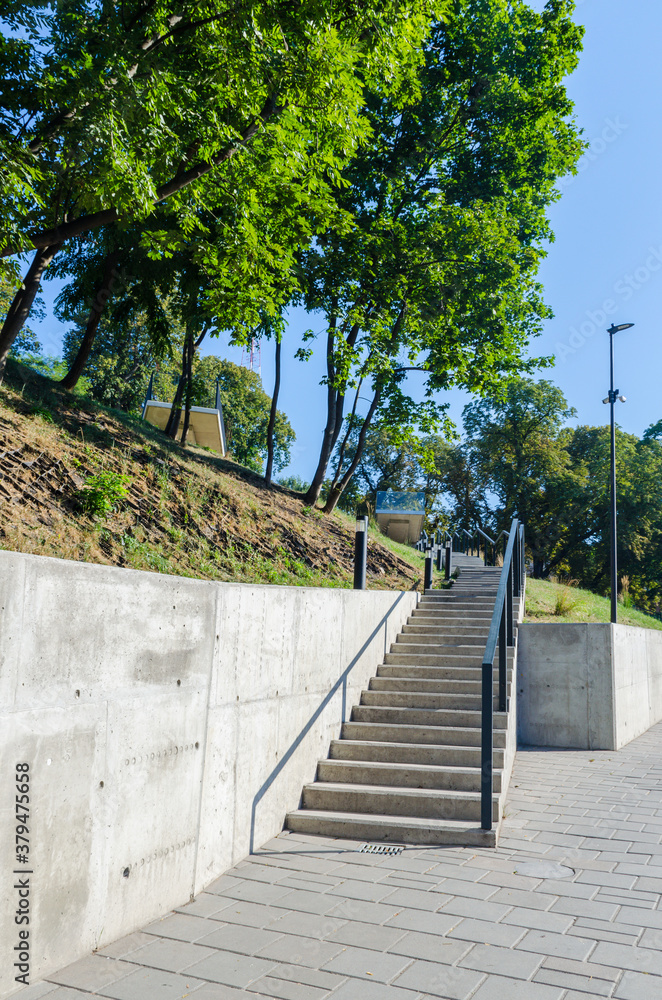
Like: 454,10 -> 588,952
480,516 -> 525,831
475,526 -> 496,566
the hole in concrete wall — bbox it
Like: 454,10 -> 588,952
99,781 -> 104,788
177,679 -> 181,686
195,742 -> 199,749
122,867 -> 130,878
75,690 -> 80,697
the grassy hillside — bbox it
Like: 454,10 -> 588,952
525,577 -> 662,631
0,359 -> 423,590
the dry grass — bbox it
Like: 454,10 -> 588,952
0,360 -> 423,591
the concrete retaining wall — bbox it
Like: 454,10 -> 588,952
0,550 -> 417,995
518,622 -> 662,750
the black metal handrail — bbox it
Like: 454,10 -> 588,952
475,526 -> 495,566
480,517 -> 526,830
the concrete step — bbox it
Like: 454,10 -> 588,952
341,721 -> 507,749
317,758 -> 502,793
393,635 -> 488,649
385,649 -> 485,665
369,677 -> 509,695
329,739 -> 505,769
359,690 -> 505,712
401,625 -> 491,638
301,781 -> 499,822
350,705 -> 508,730
285,809 -> 496,847
377,663 -> 513,679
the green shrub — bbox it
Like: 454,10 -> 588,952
78,472 -> 131,517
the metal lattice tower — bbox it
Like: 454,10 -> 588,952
241,338 -> 261,375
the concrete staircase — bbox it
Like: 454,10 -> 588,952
286,556 -> 517,847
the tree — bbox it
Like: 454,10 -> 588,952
463,378 -> 584,575
0,0 -> 441,366
301,0 -> 584,512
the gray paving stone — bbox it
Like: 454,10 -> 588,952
327,980 -> 422,1000
591,941 -> 662,975
97,967 -> 206,1000
388,931 -> 472,963
615,969 -> 662,999
322,944 -> 412,982
326,878 -> 398,902
392,959 -> 485,999
487,888 -> 554,911
214,900 -> 289,928
144,913 -> 221,942
381,887 -> 448,911
127,938 -> 219,972
254,932 -> 344,968
459,941 -> 543,980
500,907 -> 573,933
534,967 -> 614,996
470,976 -> 565,999
185,985 -> 248,999
6,985 -> 59,999
639,927 -> 662,949
96,932 -> 157,957
549,897 -> 619,921
515,928 -> 596,961
197,923 -> 285,955
268,889 -> 337,914
265,963 -> 345,990
447,917 -> 525,947
48,957 -> 139,992
385,908 -> 462,936
175,894 -> 230,918
245,976 -> 327,1000
615,905 -> 662,929
327,919 -> 407,951
217,880 -> 294,905
266,910 -> 347,939
439,897 -> 513,922
183,951 -> 278,988
432,878 -> 498,900
325,897 -> 402,924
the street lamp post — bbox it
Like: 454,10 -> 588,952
603,322 -> 634,624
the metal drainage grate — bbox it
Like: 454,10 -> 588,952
358,843 -> 404,856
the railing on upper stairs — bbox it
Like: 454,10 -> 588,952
480,517 -> 526,830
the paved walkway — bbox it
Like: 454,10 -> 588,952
23,724 -> 662,1000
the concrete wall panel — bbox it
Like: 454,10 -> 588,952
518,622 -> 662,750
0,550 -> 416,996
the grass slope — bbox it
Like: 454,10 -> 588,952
525,577 -> 662,631
0,360 -> 422,591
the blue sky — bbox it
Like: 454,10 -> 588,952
30,0 -> 662,479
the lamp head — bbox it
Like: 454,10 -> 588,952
608,323 -> 635,334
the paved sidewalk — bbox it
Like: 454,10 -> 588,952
23,723 -> 662,1000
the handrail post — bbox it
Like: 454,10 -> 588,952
513,531 -> 520,599
506,559 -> 514,646
498,597 -> 507,712
481,658 -> 493,830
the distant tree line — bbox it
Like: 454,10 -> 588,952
336,378 -> 662,616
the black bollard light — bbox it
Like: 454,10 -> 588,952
353,514 -> 368,589
445,543 -> 452,581
436,544 -> 443,572
424,543 -> 433,591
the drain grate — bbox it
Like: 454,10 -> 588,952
358,843 -> 404,856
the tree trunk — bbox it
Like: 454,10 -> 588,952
165,337 -> 189,438
304,319 -> 345,504
264,337 -> 281,486
328,377 -> 363,491
60,251 -> 119,390
324,387 -> 381,513
0,243 -> 62,374
180,329 -> 195,446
